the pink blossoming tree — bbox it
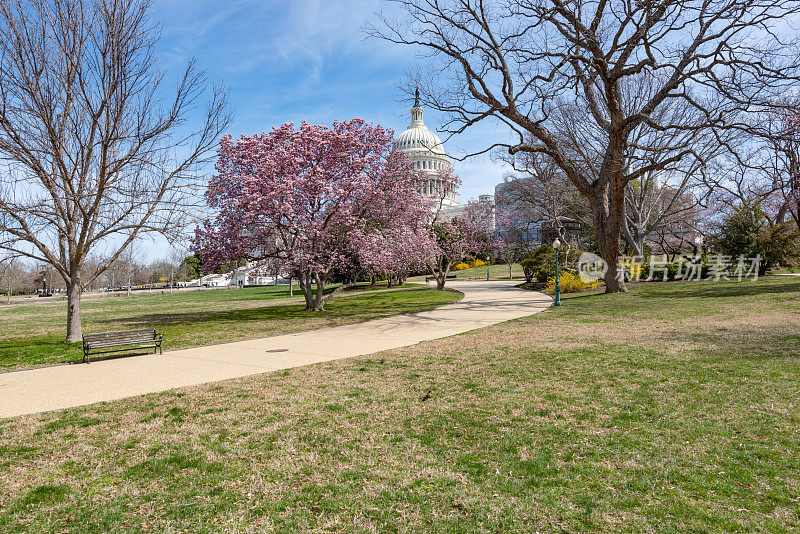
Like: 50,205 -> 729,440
195,118 -> 431,311
425,169 -> 491,289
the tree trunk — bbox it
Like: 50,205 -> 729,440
298,271 -> 315,310
312,272 -> 327,311
435,263 -> 451,290
592,185 -> 627,293
621,214 -> 644,257
65,275 -> 83,342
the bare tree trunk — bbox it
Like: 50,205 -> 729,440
593,187 -> 627,293
621,206 -> 644,257
5,258 -> 12,304
65,274 -> 82,342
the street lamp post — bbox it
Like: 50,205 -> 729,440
486,254 -> 490,281
553,238 -> 562,306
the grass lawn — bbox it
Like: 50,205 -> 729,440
0,284 -> 460,371
1,277 -> 800,531
772,267 -> 800,274
408,262 -> 525,282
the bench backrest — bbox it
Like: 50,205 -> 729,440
83,328 -> 157,347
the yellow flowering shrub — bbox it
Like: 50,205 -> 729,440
468,259 -> 487,268
545,271 -> 600,294
619,257 -> 644,281
452,262 -> 471,271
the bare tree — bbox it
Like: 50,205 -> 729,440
739,104 -> 800,229
496,151 -> 592,247
0,252 -> 22,302
650,199 -> 707,258
0,0 -> 230,341
622,174 -> 704,256
498,94 -> 717,257
370,0 -> 800,292
98,256 -> 127,290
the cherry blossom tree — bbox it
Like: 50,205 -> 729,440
360,224 -> 432,287
339,150 -> 434,287
196,119 -> 430,311
768,108 -> 800,230
425,170 -> 492,289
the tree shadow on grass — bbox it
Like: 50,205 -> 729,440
0,337 -> 82,370
101,304 -> 312,328
556,279 -> 800,302
94,291 -> 437,329
635,279 -> 800,299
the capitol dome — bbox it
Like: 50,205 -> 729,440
393,121 -> 446,156
392,89 -> 458,209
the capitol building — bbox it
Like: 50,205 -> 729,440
393,90 -> 471,218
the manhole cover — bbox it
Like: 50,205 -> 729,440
265,349 -> 289,353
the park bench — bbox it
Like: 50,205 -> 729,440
82,328 -> 162,363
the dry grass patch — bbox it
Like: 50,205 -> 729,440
0,277 -> 799,531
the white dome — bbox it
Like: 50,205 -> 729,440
391,90 -> 458,210
393,125 -> 446,156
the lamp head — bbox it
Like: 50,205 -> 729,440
553,238 -> 562,250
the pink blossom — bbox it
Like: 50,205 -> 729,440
195,119 -> 432,310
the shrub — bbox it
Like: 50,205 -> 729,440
520,257 -> 539,283
468,259 -> 487,268
545,271 -> 600,294
521,244 -> 582,283
452,262 -> 470,271
714,200 -> 800,275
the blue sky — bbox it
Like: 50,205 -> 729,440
148,0 -> 509,258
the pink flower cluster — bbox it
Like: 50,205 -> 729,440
195,118 -> 434,308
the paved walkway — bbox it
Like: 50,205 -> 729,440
0,281 -> 551,418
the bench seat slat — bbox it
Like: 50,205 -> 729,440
86,337 -> 156,344
86,332 -> 155,343
86,341 -> 157,348
82,328 -> 162,362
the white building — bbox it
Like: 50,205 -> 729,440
393,90 -> 463,218
179,261 -> 285,288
